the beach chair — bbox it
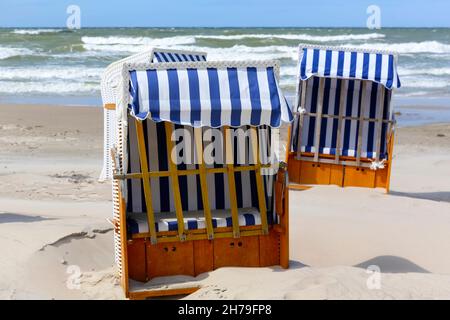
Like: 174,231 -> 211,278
109,59 -> 292,299
100,48 -> 207,181
287,44 -> 401,192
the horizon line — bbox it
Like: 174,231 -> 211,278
1,26 -> 449,29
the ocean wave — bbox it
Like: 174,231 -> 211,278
396,91 -> 431,97
398,67 -> 450,76
12,29 -> 63,35
82,43 -> 149,53
401,78 -> 449,89
82,42 -> 299,60
196,33 -> 385,42
174,44 -> 298,61
0,47 -> 34,60
81,36 -> 196,46
342,41 -> 450,54
281,65 -> 299,77
0,81 -> 98,94
0,66 -> 102,81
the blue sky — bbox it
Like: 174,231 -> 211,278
0,0 -> 449,27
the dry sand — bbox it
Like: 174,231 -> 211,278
1,103 -> 450,299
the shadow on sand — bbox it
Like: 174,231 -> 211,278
0,212 -> 53,224
389,190 -> 450,203
355,255 -> 430,273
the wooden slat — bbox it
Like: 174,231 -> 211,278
374,87 -> 386,161
298,156 -> 374,168
129,287 -> 199,300
386,130 -> 395,193
313,78 -> 325,162
104,103 -> 116,110
164,122 -> 186,241
113,164 -> 272,180
290,150 -> 381,162
292,112 -> 394,123
296,81 -> 307,160
385,91 -> 395,193
118,189 -> 129,296
356,81 -> 368,166
250,127 -> 268,235
285,125 -> 292,162
335,79 -> 347,164
194,127 -> 214,240
224,126 -> 241,238
131,224 -> 262,237
132,228 -> 265,242
135,120 -> 157,244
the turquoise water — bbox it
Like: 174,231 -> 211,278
0,27 -> 449,110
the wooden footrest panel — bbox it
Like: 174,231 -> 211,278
127,229 -> 283,282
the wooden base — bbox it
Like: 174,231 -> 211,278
287,153 -> 390,191
127,228 -> 282,285
128,286 -> 200,300
288,183 -> 312,191
120,166 -> 289,299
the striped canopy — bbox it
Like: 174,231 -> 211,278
152,49 -> 207,63
127,61 -> 293,128
299,44 -> 401,90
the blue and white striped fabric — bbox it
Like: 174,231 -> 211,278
128,63 -> 293,128
125,117 -> 275,234
152,50 -> 207,63
291,77 -> 391,159
127,207 -> 261,234
299,45 -> 401,90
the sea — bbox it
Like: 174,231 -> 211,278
0,27 -> 449,125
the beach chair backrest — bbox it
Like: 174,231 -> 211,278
291,44 -> 401,166
291,77 -> 392,160
126,120 -> 274,215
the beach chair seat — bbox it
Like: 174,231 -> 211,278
287,44 -> 401,191
127,207 -> 262,234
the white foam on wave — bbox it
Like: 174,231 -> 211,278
82,43 -> 150,53
399,67 -> 450,76
396,91 -> 431,97
196,33 -> 385,42
81,36 -> 196,46
82,42 -> 299,61
0,81 -> 98,94
0,47 -> 34,60
175,44 -> 298,61
12,29 -> 63,35
0,66 -> 102,81
281,65 -> 299,77
342,41 -> 450,54
401,78 -> 449,89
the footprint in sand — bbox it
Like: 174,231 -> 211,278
283,275 -> 351,300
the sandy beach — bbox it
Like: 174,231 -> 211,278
1,103 -> 450,299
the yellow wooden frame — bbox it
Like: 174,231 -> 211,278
117,121 -> 274,244
135,120 -> 157,244
194,127 -> 214,240
164,122 -> 186,241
